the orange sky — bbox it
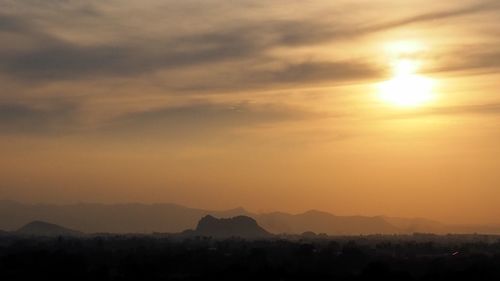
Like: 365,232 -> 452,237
1,0 -> 500,224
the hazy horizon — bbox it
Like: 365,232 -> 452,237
1,199 -> 497,227
1,1 -> 500,226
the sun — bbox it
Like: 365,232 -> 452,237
378,59 -> 435,107
377,42 -> 436,107
378,74 -> 434,107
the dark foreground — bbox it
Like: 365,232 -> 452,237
1,234 -> 500,281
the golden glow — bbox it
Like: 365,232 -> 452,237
379,74 -> 435,107
384,40 -> 426,55
392,59 -> 419,76
378,42 -> 436,107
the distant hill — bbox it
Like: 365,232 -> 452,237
256,210 -> 402,235
382,216 -> 449,234
193,215 -> 271,238
17,221 -> 82,237
0,200 -> 244,233
1,200 -> 499,235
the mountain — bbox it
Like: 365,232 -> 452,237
382,216 -> 449,234
447,224 -> 500,235
1,200 -> 498,235
17,221 -> 82,237
0,200 -> 247,233
256,210 -> 402,235
382,217 -> 500,235
193,215 -> 271,238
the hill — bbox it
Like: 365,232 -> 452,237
256,210 -> 402,235
1,200 -> 499,235
17,221 -> 82,237
382,216 -> 449,234
193,215 -> 271,238
0,200 -> 239,233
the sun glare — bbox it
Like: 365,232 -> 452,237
379,74 -> 435,107
378,41 -> 436,107
384,40 -> 426,55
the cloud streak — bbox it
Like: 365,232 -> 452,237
361,1 -> 500,33
0,102 -> 77,135
382,103 -> 500,120
1,1 -> 496,83
99,102 -> 322,138
0,1 -> 499,137
427,48 -> 500,74
0,100 -> 324,137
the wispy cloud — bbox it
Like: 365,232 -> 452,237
382,103 -> 500,119
98,102 -> 322,138
427,48 -> 500,74
361,1 -> 500,33
1,1 -> 496,84
0,102 -> 77,135
0,100 -> 325,136
0,0 -> 499,136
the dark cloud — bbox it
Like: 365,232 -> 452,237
167,60 -> 384,94
0,14 -> 30,32
258,61 -> 383,84
362,1 -> 500,33
1,45 -> 131,80
0,18 -> 270,81
0,16 -> 383,91
0,100 -> 321,137
1,0 -> 101,15
1,1 -> 496,84
0,103 -> 77,135
427,49 -> 500,74
0,1 -> 497,137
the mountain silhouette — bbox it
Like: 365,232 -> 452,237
382,216 -> 449,233
1,200 -> 498,235
0,200 -> 250,233
255,210 -> 402,235
17,221 -> 82,237
193,215 -> 271,238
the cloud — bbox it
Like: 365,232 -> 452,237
427,103 -> 500,116
258,61 -> 382,85
0,14 -> 384,93
0,102 -> 77,135
383,103 -> 500,119
0,17 -> 319,81
1,1 -> 496,84
165,59 -> 384,94
362,1 -> 500,33
1,1 -> 496,137
0,100 -> 323,137
99,102 -> 321,138
427,48 -> 500,74
0,14 -> 30,32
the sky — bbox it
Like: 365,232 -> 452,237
1,0 -> 500,224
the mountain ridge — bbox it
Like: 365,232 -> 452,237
17,220 -> 82,236
1,200 -> 499,235
193,215 -> 271,238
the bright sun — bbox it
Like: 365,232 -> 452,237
378,41 -> 436,107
